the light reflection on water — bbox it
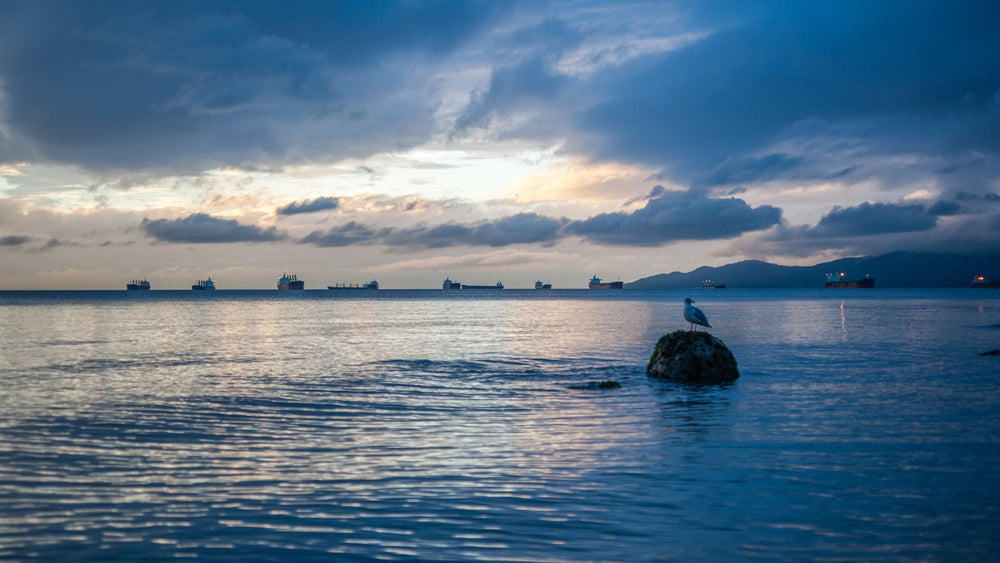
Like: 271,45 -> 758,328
1,289 -> 999,560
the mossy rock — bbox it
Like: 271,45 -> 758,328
647,330 -> 739,383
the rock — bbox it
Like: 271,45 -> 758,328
570,380 -> 622,390
647,330 -> 739,383
981,349 -> 1000,356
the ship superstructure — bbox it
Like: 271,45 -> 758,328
278,273 -> 305,290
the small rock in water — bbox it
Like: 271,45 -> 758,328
571,380 -> 622,390
647,330 -> 739,383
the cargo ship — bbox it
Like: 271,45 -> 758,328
589,275 -> 623,289
702,279 -> 726,289
825,272 -> 875,288
442,277 -> 462,289
278,273 -> 304,290
971,275 -> 1000,288
192,278 -> 215,290
126,279 -> 150,290
328,280 -> 379,290
535,280 -> 552,289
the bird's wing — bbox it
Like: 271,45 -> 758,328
692,307 -> 710,326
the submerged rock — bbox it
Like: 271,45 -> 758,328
570,380 -> 622,390
647,330 -> 739,383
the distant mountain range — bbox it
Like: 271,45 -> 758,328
626,252 -> 1000,289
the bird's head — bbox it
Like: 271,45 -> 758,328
684,298 -> 694,304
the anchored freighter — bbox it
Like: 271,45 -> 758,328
825,273 -> 875,288
192,278 -> 215,290
588,275 -> 623,289
278,273 -> 305,290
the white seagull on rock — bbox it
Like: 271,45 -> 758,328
684,298 -> 711,331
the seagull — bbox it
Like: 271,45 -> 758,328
684,298 -> 711,331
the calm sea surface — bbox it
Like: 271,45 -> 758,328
1,289 -> 998,561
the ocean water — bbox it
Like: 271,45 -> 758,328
1,288 -> 998,561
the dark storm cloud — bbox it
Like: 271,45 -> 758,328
276,196 -> 339,216
0,235 -> 32,247
809,202 -> 937,237
563,188 -> 781,246
569,1 -> 1000,187
0,1 -> 504,171
697,154 -> 805,188
141,213 -> 284,243
455,56 -> 570,133
729,201 -> 943,258
729,198 -> 1000,259
927,200 -> 963,217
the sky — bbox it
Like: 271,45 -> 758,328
1,0 -> 998,290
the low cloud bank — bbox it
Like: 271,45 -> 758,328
276,197 -> 340,215
299,189 -> 780,249
141,213 -> 285,243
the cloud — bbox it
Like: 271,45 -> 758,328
0,235 -> 32,246
141,213 -> 284,243
564,2 -> 1000,190
927,200 -> 963,216
718,200 -> 956,259
300,212 -> 567,249
276,196 -> 339,215
809,202 -> 937,237
563,188 -> 781,245
298,192 -> 781,250
455,56 -> 569,132
0,1 -> 505,173
299,221 -> 388,247
37,238 -> 65,252
696,153 -> 806,188
387,213 -> 568,248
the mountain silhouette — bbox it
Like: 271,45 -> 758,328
627,252 -> 1000,288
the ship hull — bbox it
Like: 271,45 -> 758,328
126,285 -> 149,290
278,282 -> 305,290
589,281 -> 623,289
462,285 -> 503,290
825,279 -> 875,288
